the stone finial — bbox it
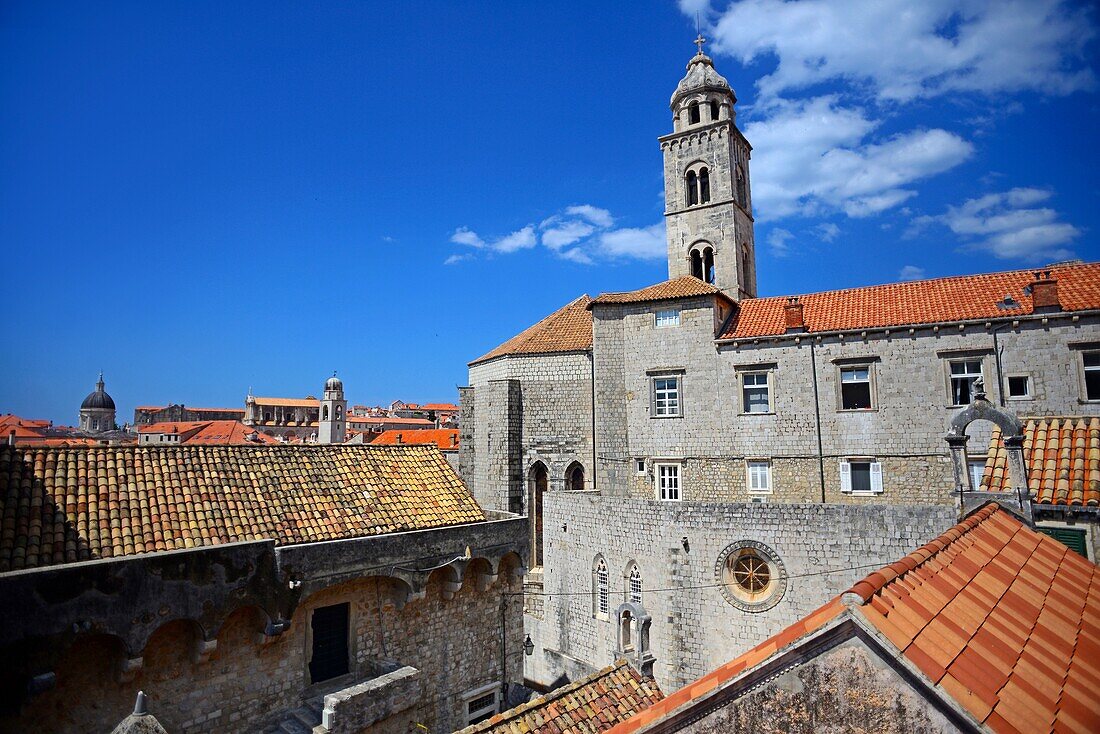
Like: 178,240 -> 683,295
972,376 -> 986,402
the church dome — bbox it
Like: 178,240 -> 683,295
325,373 -> 343,392
81,374 -> 115,410
670,51 -> 734,108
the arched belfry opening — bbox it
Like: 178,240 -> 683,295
614,601 -> 656,678
566,462 -> 585,492
529,462 -> 549,568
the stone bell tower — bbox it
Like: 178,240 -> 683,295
318,372 -> 346,444
660,35 -> 756,300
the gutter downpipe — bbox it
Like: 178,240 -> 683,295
990,321 -> 1012,407
810,339 -> 826,503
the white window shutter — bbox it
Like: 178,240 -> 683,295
839,461 -> 852,493
871,462 -> 883,493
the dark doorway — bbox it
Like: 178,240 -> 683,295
309,602 -> 350,683
530,462 -> 548,567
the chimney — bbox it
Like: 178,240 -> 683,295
395,433 -> 402,444
783,297 -> 805,332
451,433 -> 458,448
7,429 -> 15,446
1030,270 -> 1060,313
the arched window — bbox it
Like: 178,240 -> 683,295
736,166 -> 747,209
690,249 -> 703,280
686,170 -> 699,206
322,405 -> 329,420
741,244 -> 750,288
566,462 -> 585,491
710,100 -> 720,121
335,405 -> 343,420
628,563 -> 642,604
703,247 -> 715,284
594,557 -> 609,616
699,167 -> 711,204
530,462 -> 548,567
689,102 -> 700,124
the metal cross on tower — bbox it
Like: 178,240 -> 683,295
694,33 -> 706,54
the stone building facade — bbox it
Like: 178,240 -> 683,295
459,41 -> 1100,693
0,444 -> 528,733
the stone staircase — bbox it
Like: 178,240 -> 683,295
263,696 -> 325,734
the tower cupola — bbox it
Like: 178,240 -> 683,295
670,35 -> 736,132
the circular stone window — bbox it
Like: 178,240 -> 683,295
716,541 -> 787,612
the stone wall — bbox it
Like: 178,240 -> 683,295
676,636 -> 958,734
524,493 -> 955,694
3,563 -> 523,734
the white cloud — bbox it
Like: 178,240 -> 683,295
565,205 -> 614,228
898,265 -> 926,280
678,0 -> 711,16
449,206 -> 663,264
706,0 -> 1095,104
767,228 -> 794,257
744,97 -> 973,221
444,253 -> 472,265
815,223 -> 840,242
919,188 -> 1080,261
596,224 -> 666,260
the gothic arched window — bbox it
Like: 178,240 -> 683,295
710,100 -> 720,121
594,557 -> 609,617
703,247 -> 715,284
736,166 -> 747,209
690,249 -> 703,280
689,102 -> 700,124
530,462 -> 548,568
628,563 -> 643,604
566,462 -> 585,491
686,170 -> 699,206
699,167 -> 711,204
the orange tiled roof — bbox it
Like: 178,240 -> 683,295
369,429 -> 459,450
471,295 -> 594,365
0,444 -> 486,572
139,420 -> 279,445
612,505 -> 1100,734
458,659 -> 663,734
251,397 -> 320,407
588,277 -> 726,308
420,403 -> 459,412
346,416 -> 435,426
721,262 -> 1100,339
983,417 -> 1100,506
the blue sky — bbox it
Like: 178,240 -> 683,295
1,0 -> 1097,425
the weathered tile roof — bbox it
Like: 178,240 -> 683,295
471,295 -> 594,365
983,417 -> 1100,506
611,505 -> 1100,734
0,444 -> 485,573
588,277 -> 726,308
420,403 -> 459,412
252,397 -> 320,407
721,262 -> 1100,339
370,429 -> 459,450
458,660 -> 663,734
138,420 -> 279,445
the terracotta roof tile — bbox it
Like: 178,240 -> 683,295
721,262 -> 1100,339
983,417 -> 1100,505
251,397 -> 320,407
457,660 -> 663,734
0,444 -> 485,573
472,295 -> 594,365
369,429 -> 459,450
588,277 -> 727,308
612,505 -> 1098,734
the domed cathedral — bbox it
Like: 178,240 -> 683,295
79,372 -> 116,434
662,35 -> 756,300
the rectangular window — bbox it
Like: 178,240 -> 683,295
1006,375 -> 1030,399
840,366 -> 873,410
656,463 -> 681,501
840,460 -> 883,495
949,359 -> 983,406
635,458 -> 646,475
464,687 -> 500,725
652,376 -> 682,417
742,372 -> 771,413
308,602 -> 350,684
968,459 -> 986,491
747,460 -> 771,493
1084,351 -> 1100,401
655,309 -> 681,328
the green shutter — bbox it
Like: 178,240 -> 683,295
1038,526 -> 1089,559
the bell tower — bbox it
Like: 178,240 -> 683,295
660,35 -> 756,300
318,372 -> 347,445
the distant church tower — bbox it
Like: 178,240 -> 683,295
79,372 -> 116,434
318,372 -> 346,444
661,35 -> 757,300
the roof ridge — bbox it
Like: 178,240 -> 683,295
843,504 -> 1001,605
746,261 -> 1099,304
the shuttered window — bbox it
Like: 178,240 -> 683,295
840,460 -> 882,495
1038,527 -> 1088,559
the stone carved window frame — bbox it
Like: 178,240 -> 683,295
715,540 -> 787,613
1069,342 -> 1100,403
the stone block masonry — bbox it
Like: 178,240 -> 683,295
525,493 -> 955,694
